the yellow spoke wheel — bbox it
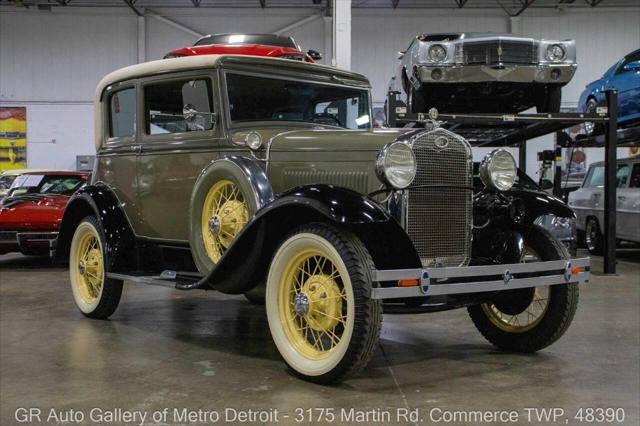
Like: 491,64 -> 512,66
266,225 -> 382,383
481,247 -> 549,333
201,179 -> 249,263
280,252 -> 348,360
70,222 -> 104,306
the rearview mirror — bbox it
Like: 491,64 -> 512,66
183,103 -> 218,126
307,49 -> 322,61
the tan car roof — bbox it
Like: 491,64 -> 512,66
94,55 -> 370,150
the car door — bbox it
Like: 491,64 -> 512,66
618,162 -> 640,242
610,51 -> 640,122
95,84 -> 140,229
135,71 -> 224,242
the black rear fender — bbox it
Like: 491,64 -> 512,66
56,184 -> 136,271
203,185 -> 421,294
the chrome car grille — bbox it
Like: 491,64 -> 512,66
461,40 -> 538,65
407,128 -> 473,267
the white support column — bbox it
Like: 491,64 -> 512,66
332,0 -> 351,70
137,14 -> 146,64
323,16 -> 332,66
509,16 -> 521,35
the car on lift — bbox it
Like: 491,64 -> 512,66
568,157 -> 640,254
0,170 -> 89,256
56,55 -> 589,385
578,49 -> 640,135
388,32 -> 577,113
164,32 -> 322,63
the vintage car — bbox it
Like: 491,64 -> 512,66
164,32 -> 321,62
56,55 -> 589,384
568,157 -> 640,254
0,170 -> 89,256
388,32 -> 577,113
578,49 -> 640,135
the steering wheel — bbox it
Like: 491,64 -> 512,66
312,113 -> 343,127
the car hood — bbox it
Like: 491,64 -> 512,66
0,194 -> 69,231
268,128 -> 418,152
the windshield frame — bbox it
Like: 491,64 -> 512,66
221,69 -> 373,131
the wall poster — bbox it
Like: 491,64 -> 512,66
0,107 -> 27,171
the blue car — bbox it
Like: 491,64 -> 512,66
578,49 -> 640,132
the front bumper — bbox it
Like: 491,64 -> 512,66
416,63 -> 577,84
370,257 -> 589,299
0,230 -> 58,256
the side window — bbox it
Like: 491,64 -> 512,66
109,88 -> 136,138
585,166 -> 604,188
144,78 -> 214,135
616,164 -> 630,188
616,53 -> 640,74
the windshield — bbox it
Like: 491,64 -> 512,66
195,34 -> 297,48
0,175 -> 17,192
8,174 -> 86,197
226,73 -> 371,129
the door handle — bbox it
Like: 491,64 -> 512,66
130,145 -> 142,153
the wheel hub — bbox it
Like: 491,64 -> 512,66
208,215 -> 221,236
78,260 -> 86,276
296,275 -> 342,332
293,293 -> 310,316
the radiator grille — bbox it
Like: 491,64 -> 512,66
407,129 -> 473,267
462,40 -> 538,65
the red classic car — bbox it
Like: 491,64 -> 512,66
0,171 -> 89,256
164,33 -> 322,62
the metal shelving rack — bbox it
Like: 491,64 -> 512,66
385,90 -> 638,274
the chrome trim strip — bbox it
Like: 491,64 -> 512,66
372,257 -> 590,282
371,271 -> 589,299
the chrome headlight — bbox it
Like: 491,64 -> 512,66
546,44 -> 565,62
479,149 -> 516,191
376,142 -> 416,189
428,44 -> 447,62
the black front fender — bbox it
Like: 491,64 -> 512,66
186,185 -> 421,294
508,189 -> 575,224
56,183 -> 136,272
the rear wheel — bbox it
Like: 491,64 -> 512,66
69,216 -> 123,319
265,224 -> 381,384
468,226 -> 579,352
585,217 -> 603,255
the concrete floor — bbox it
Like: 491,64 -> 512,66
1,249 -> 638,426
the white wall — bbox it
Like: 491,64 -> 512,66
1,6 -> 638,171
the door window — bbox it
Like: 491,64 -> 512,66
616,164 -> 630,188
109,88 -> 136,138
629,164 -> 640,188
144,78 -> 214,135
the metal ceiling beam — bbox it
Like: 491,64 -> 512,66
584,0 -> 603,6
146,9 -> 204,38
56,0 -> 70,5
123,0 -> 142,17
514,0 -> 536,16
455,0 -> 468,7
392,0 -> 399,8
191,0 -> 201,7
259,0 -> 266,7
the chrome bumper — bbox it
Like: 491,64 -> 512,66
416,63 -> 576,84
370,257 -> 589,299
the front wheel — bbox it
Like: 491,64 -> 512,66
468,226 -> 579,353
265,224 -> 381,384
69,216 -> 123,319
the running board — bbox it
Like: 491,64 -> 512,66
107,270 -> 201,289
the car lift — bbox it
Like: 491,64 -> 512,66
385,90 -> 636,274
